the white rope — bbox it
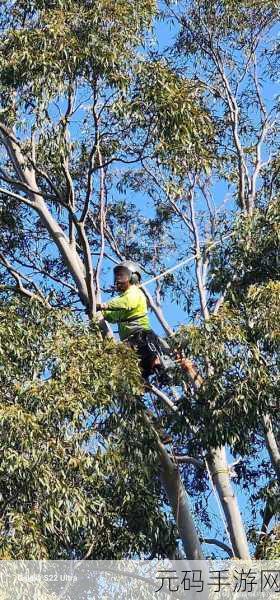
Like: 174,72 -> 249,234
204,455 -> 236,557
140,232 -> 234,288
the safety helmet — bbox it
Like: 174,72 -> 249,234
113,260 -> 141,284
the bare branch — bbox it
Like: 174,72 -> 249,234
0,168 -> 45,198
142,160 -> 194,235
27,159 -> 64,203
189,179 -> 210,320
174,455 -> 204,468
95,149 -> 107,303
12,255 -> 78,294
0,186 -> 34,207
213,280 -> 233,315
146,383 -> 178,413
253,53 -> 267,121
0,254 -> 50,306
212,53 -> 250,212
263,414 -> 280,484
142,287 -> 174,336
81,92 -> 99,224
200,537 -> 234,558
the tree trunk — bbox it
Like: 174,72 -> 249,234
158,441 -> 204,560
263,414 -> 280,484
35,198 -> 90,305
207,447 -> 250,559
180,358 -> 251,559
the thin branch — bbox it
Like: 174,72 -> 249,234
250,118 -> 272,210
0,186 -> 34,207
146,383 -> 178,413
12,256 -> 78,294
262,414 -> 280,484
212,52 -> 249,212
188,178 -> 210,320
253,53 -> 267,120
0,254 -> 50,306
60,86 -> 76,246
81,93 -> 99,223
174,455 -> 204,468
95,149 -> 106,303
213,280 -> 233,315
142,160 -> 194,235
27,159 -> 64,203
200,537 -> 234,558
0,168 -> 45,198
142,287 -> 174,336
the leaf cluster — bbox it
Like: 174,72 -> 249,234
0,299 -> 175,558
0,0 -> 156,104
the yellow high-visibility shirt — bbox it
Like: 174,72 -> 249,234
103,285 -> 151,340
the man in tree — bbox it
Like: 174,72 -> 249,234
97,261 -> 164,378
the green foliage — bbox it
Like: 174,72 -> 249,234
210,199 -> 280,294
0,0 -> 156,108
174,303 -> 277,449
261,528 -> 280,559
120,60 -> 214,172
172,199 -> 279,452
176,0 -> 279,52
0,299 -> 175,558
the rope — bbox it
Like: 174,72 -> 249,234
204,456 -> 236,558
140,232 -> 234,288
211,468 -> 231,477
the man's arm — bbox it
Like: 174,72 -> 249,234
97,295 -> 130,324
97,288 -> 140,322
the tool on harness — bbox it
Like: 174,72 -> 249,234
125,329 -> 177,382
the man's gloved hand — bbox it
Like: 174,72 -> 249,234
96,303 -> 108,312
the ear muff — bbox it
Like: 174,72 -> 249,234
130,273 -> 140,285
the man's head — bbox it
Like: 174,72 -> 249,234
114,266 -> 131,293
113,261 -> 141,292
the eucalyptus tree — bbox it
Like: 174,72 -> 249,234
139,0 -> 280,556
0,0 -> 209,560
0,0 -> 279,560
100,0 -> 280,557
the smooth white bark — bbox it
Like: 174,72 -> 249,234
208,447 -> 250,559
158,442 -> 204,560
263,414 -> 280,484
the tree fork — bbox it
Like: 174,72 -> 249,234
143,411 -> 204,560
180,357 -> 251,559
159,444 -> 204,559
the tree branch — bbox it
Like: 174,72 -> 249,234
188,179 -> 210,320
146,383 -> 178,413
95,150 -> 107,304
0,186 -> 35,207
262,414 -> 280,484
0,254 -> 50,306
174,455 -> 204,468
200,537 -> 233,558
